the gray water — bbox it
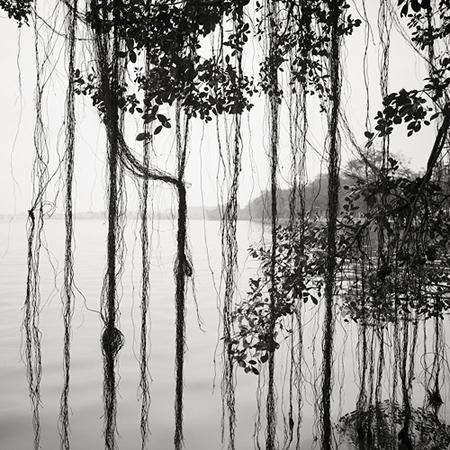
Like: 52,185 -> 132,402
0,218 -> 270,449
1,217 -> 448,449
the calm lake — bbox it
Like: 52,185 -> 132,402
1,217 -> 449,449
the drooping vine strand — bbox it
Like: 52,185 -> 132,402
23,4 -> 50,448
378,2 -> 403,445
220,4 -> 245,449
174,100 -> 191,450
424,3 -> 447,402
321,1 -> 342,448
286,68 -> 308,450
89,2 -> 126,448
59,0 -> 78,448
138,51 -> 152,450
265,1 -> 280,447
24,207 -> 43,450
174,179 -> 188,450
220,117 -> 240,450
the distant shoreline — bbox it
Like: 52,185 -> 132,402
0,208 -> 254,222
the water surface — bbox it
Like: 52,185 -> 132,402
1,217 -> 448,449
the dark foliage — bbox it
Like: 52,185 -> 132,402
337,400 -> 450,450
228,222 -> 326,373
0,0 -> 32,25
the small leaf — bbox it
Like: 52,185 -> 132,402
364,131 -> 374,139
157,113 -> 167,123
136,132 -> 148,141
410,0 -> 420,12
154,125 -> 163,135
430,112 -> 440,120
400,3 -> 408,16
143,114 -> 155,124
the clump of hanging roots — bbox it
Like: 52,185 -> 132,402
377,2 -> 397,442
23,4 -> 54,448
86,6 -> 193,444
24,206 -> 44,450
421,0 -> 449,435
58,1 -> 78,449
220,121 -> 240,450
320,2 -> 342,448
138,163 -> 151,450
100,152 -> 126,450
137,52 -> 153,450
21,2 -> 257,448
263,1 -> 281,447
220,4 -> 246,449
173,99 -> 192,450
89,2 -> 127,447
283,54 -> 308,448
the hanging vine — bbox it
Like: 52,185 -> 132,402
137,48 -> 152,450
90,2 -> 127,446
58,0 -> 78,448
219,2 -> 248,448
320,2 -> 342,448
23,3 -> 51,448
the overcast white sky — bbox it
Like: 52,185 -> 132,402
0,2 -> 435,215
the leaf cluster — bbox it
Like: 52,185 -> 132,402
339,161 -> 450,324
78,0 -> 255,139
365,0 -> 450,143
231,154 -> 450,374
257,0 -> 361,103
228,222 -> 326,373
374,89 -> 433,137
0,0 -> 32,26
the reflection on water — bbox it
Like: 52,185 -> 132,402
337,400 -> 450,449
1,218 -> 450,449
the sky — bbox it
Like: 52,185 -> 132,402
0,2 -> 436,216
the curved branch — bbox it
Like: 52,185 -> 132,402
116,132 -> 180,187
402,106 -> 450,241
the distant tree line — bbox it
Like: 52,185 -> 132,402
246,152 -> 424,219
